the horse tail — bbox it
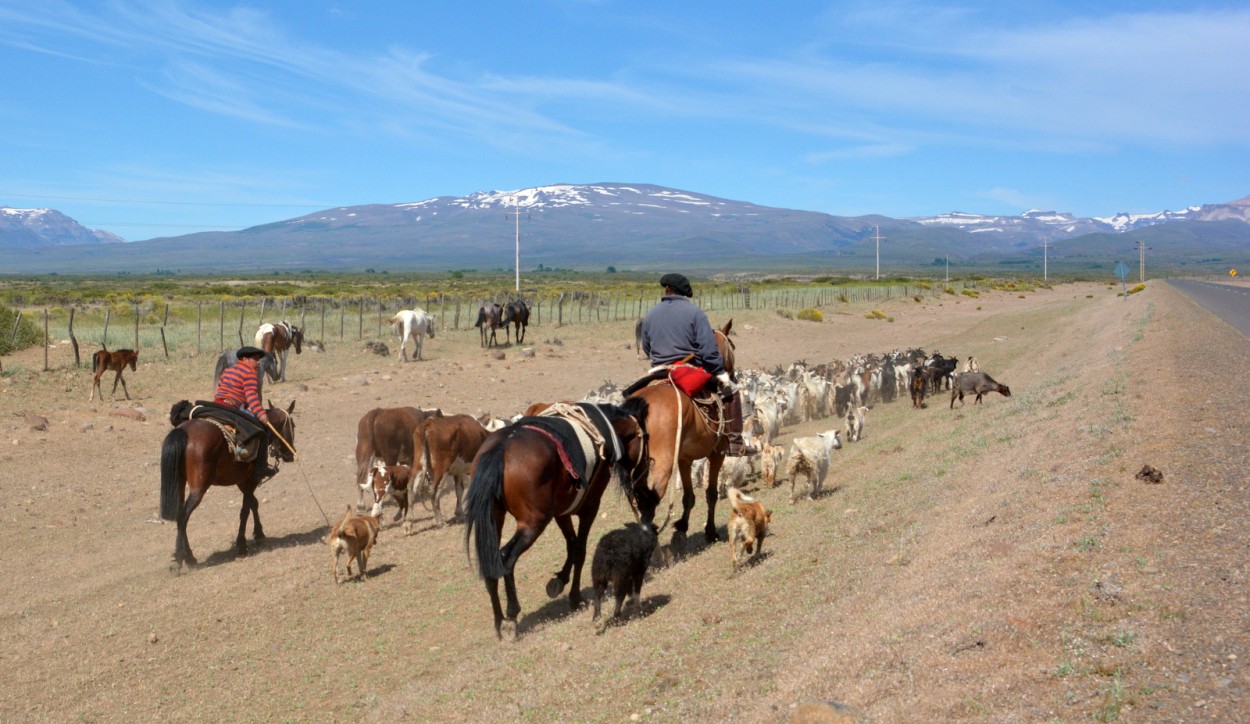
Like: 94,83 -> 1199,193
464,443 -> 507,580
474,307 -> 486,329
159,427 -> 188,521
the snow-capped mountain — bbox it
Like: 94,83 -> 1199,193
4,185 -> 1250,273
0,207 -> 124,247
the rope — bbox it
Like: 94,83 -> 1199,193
294,459 -> 332,528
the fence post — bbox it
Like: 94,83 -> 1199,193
160,303 -> 170,359
196,301 -> 202,354
9,311 -> 22,345
68,307 -> 80,367
237,301 -> 246,346
43,308 -> 49,372
219,301 -> 225,351
558,292 -> 566,326
376,297 -> 383,337
358,297 -> 364,340
102,308 -> 110,348
257,298 -> 267,327
320,301 -> 326,342
339,300 -> 345,339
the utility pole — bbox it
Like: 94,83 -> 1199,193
505,198 -> 528,293
1042,241 -> 1049,282
872,225 -> 886,280
1136,240 -> 1147,282
945,255 -> 949,283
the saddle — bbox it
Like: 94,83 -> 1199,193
624,365 -> 725,418
168,399 -> 267,463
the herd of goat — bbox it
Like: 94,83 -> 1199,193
585,349 -> 1011,501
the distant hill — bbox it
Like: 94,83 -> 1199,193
3,185 -> 1249,274
0,207 -> 124,248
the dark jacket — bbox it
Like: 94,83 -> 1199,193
640,295 -> 724,375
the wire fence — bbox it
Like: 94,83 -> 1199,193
9,280 -> 981,371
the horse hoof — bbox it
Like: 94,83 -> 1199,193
546,576 -> 567,598
705,528 -> 720,543
569,594 -> 584,611
500,619 -> 518,642
168,560 -> 183,576
670,530 -> 687,549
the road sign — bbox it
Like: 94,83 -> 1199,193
1114,261 -> 1130,281
1231,269 -> 1238,278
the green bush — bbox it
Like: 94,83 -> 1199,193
865,309 -> 887,320
944,287 -> 956,295
796,308 -> 823,322
1128,283 -> 1146,295
0,306 -> 42,356
961,289 -> 980,298
775,308 -> 795,319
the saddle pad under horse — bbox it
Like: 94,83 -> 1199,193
177,399 -> 266,443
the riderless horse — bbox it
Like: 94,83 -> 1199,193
89,345 -> 138,401
628,320 -> 737,544
354,406 -> 442,508
474,303 -> 503,348
160,401 -> 296,572
388,308 -> 436,362
254,321 -> 303,381
464,398 -> 656,639
499,300 -> 530,345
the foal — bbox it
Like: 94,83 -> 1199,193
89,346 -> 138,401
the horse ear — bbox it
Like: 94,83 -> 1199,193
722,319 -> 733,336
287,400 -> 296,414
266,398 -> 273,409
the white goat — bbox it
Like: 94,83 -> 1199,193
786,430 -> 843,500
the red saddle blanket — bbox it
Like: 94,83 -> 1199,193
669,365 -> 712,397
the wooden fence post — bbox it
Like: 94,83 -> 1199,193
219,301 -> 225,351
160,303 -> 170,359
339,300 -> 345,339
237,301 -> 246,346
43,308 -> 49,371
102,308 -> 110,348
257,298 -> 267,327
320,301 -> 326,342
358,297 -> 364,340
68,307 -> 80,367
9,310 -> 22,346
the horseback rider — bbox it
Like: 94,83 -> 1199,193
639,273 -> 758,456
214,346 -> 279,483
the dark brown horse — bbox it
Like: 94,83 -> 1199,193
499,300 -> 530,345
474,303 -> 503,348
629,320 -> 736,543
254,321 -> 303,382
464,398 -> 656,640
354,406 -> 442,508
159,401 -> 296,573
89,346 -> 138,401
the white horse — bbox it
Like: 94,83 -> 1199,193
388,308 -> 436,362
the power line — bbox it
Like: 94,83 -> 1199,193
1,192 -> 333,209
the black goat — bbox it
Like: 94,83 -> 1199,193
950,372 -> 1012,408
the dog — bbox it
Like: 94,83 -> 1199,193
328,506 -> 381,584
759,443 -> 785,488
591,506 -> 672,633
727,487 -> 771,573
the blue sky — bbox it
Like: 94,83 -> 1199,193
1,0 -> 1248,241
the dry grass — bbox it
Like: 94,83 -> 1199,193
0,282 -> 1244,720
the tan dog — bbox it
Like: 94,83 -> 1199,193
759,443 -> 784,488
727,487 -> 771,573
328,506 -> 381,584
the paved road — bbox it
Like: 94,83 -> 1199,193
1167,278 -> 1250,338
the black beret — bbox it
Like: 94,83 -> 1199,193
236,346 -> 267,360
659,273 -> 693,297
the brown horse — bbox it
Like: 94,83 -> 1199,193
415,413 -> 490,526
474,303 -> 503,348
629,320 -> 736,543
499,300 -> 530,345
89,346 -> 138,401
159,402 -> 296,573
254,321 -> 303,382
354,406 -> 442,508
464,398 -> 657,640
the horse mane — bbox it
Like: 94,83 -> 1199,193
609,396 -> 651,503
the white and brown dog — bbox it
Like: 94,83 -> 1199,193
329,506 -> 381,584
727,487 -> 772,573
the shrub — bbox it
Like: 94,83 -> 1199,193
865,309 -> 887,320
1128,284 -> 1146,295
944,287 -> 956,295
961,289 -> 980,298
913,295 -> 923,302
775,308 -> 795,320
837,292 -> 848,304
796,308 -> 823,322
0,305 -> 42,356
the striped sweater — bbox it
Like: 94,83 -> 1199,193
214,359 -> 266,419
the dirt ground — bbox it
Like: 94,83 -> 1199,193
0,281 -> 1246,722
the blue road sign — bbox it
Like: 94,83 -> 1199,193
1114,261 -> 1130,281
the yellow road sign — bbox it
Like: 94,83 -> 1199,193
1231,269 -> 1238,277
